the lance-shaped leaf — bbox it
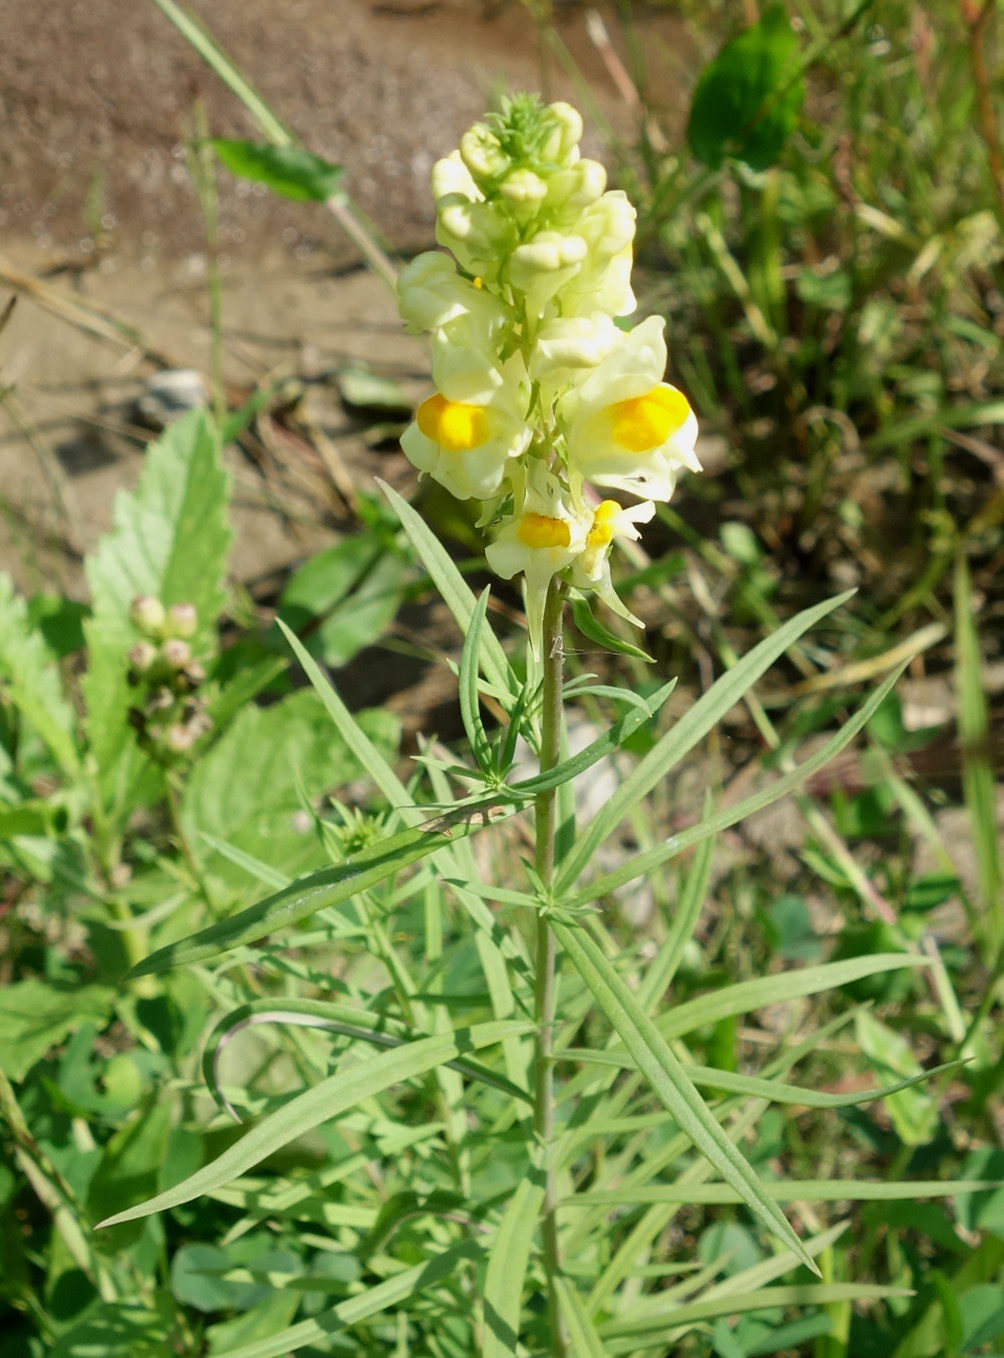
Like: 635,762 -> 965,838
96,1019 -> 530,1227
125,796 -> 517,979
202,997 -> 531,1119
483,1171 -> 546,1358
212,1239 -> 483,1358
213,140 -> 343,202
565,662 -> 904,908
557,590 -> 853,891
552,920 -> 819,1275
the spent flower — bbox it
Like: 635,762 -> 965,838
398,94 -> 700,654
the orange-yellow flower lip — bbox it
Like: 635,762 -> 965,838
417,393 -> 492,452
517,513 -> 572,550
607,386 -> 691,453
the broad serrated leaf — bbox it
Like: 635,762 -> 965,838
212,140 -> 343,202
0,979 -> 115,1080
181,689 -> 397,888
687,4 -> 805,171
82,409 -> 231,804
0,574 -> 80,776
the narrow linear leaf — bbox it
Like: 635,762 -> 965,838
96,1019 -> 529,1226
655,953 -> 929,1044
566,661 -> 903,907
559,1057 -> 961,1110
126,796 -> 515,978
510,681 -> 676,798
558,590 -> 854,890
203,998 -> 532,1116
601,1284 -> 911,1343
636,812 -> 714,1013
566,1179 -> 1004,1208
955,554 -> 1002,948
459,588 -> 494,773
212,1239 -> 483,1358
553,920 -> 819,1275
151,0 -> 293,146
570,594 -> 653,662
379,480 -> 517,702
554,1277 -> 609,1357
277,618 -> 415,819
483,1172 -> 547,1358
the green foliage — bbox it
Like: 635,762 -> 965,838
3,3 -> 1004,1354
687,4 -> 805,171
181,689 -> 398,887
83,408 -> 231,808
211,140 -> 343,202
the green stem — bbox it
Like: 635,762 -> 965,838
533,578 -> 567,1358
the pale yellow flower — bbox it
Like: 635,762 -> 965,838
485,469 -> 589,654
401,347 -> 531,501
561,316 -> 700,500
570,498 -> 655,625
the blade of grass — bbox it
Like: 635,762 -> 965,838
955,553 -> 1003,955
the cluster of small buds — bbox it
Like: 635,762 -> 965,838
127,595 -> 211,759
398,95 -> 700,653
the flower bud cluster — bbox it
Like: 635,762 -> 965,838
127,595 -> 211,760
399,95 -> 700,652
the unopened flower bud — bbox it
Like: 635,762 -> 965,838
128,641 -> 158,675
164,601 -> 198,639
130,595 -> 165,636
510,233 -> 587,274
164,724 -> 195,754
499,168 -> 547,208
431,152 -> 481,206
160,638 -> 191,670
459,124 -> 509,183
539,101 -> 583,165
